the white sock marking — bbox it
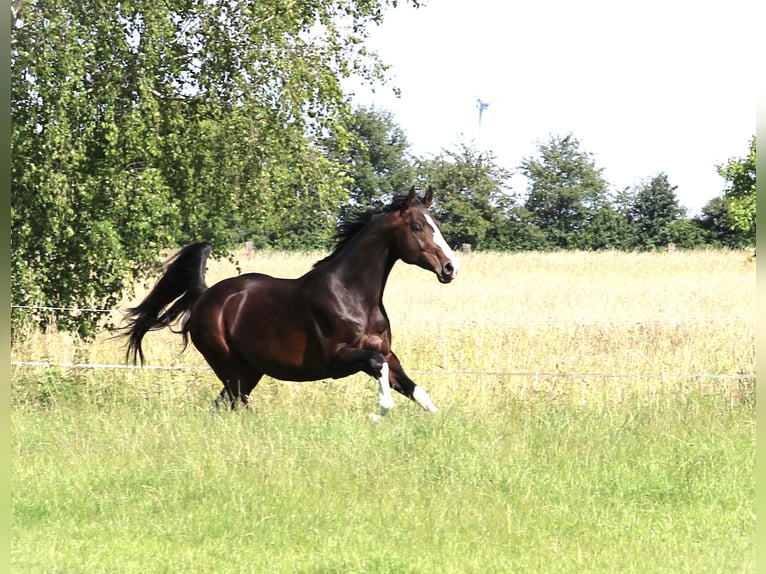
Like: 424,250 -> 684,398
378,361 -> 395,410
412,385 -> 439,413
424,214 -> 460,275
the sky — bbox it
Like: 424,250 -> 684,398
349,0 -> 758,216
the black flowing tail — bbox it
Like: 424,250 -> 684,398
123,242 -> 213,365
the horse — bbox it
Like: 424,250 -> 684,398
122,186 -> 460,416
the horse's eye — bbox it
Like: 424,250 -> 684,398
412,223 -> 423,233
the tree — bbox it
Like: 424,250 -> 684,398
717,136 -> 756,246
664,218 -> 705,249
519,134 -> 612,249
578,205 -> 634,250
416,142 -> 514,250
12,0 -> 417,336
484,204 -> 550,251
323,105 -> 416,212
626,173 -> 687,249
695,196 -> 746,248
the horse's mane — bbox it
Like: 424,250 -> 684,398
314,193 -> 416,267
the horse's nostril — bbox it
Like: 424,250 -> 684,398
444,262 -> 454,275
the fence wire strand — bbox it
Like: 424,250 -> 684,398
11,305 -> 754,383
10,305 -> 755,324
10,360 -> 755,382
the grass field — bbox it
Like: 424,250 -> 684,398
11,250 -> 755,573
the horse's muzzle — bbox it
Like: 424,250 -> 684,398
438,261 -> 458,284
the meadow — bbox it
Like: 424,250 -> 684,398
11,250 -> 755,573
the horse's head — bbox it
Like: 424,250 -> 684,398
392,186 -> 460,284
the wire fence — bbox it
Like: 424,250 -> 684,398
10,361 -> 756,383
11,305 -> 756,383
12,305 -> 115,314
10,304 -> 756,325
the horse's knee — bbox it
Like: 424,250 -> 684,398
329,348 -> 385,379
367,352 -> 386,378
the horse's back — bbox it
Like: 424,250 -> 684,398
192,272 -> 303,322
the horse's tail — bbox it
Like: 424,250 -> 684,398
123,242 -> 213,365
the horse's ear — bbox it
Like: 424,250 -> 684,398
423,186 -> 434,208
402,186 -> 417,211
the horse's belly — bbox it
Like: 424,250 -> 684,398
231,320 -> 332,382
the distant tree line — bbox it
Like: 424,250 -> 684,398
11,1 -> 755,336
330,108 -> 755,254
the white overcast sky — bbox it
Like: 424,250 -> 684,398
349,0 -> 758,215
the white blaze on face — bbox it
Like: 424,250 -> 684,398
424,213 -> 460,275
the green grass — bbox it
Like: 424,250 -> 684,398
12,383 -> 754,573
12,250 -> 755,572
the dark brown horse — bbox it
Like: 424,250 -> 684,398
123,187 -> 459,415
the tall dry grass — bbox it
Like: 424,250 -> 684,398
12,249 -> 755,410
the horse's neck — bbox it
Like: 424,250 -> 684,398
322,223 -> 396,304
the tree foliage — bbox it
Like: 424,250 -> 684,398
12,0 -> 415,335
694,196 -> 745,248
519,134 -> 612,249
416,143 -> 513,249
626,173 -> 688,250
716,136 -> 756,246
323,105 -> 415,213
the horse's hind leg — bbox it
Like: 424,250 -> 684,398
214,376 -> 260,410
201,345 -> 263,409
192,327 -> 263,410
212,367 -> 263,410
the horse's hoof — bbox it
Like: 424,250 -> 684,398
369,412 -> 385,423
378,396 -> 396,410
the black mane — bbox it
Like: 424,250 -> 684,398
314,194 -> 417,267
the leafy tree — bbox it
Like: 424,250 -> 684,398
485,204 -> 550,251
578,205 -> 633,250
519,134 -> 611,250
416,142 -> 514,250
664,218 -> 705,249
695,196 -> 746,248
716,136 -> 756,246
13,0 -> 180,336
12,0 -> 417,336
324,105 -> 415,212
626,173 -> 687,250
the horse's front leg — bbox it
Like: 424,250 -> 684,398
374,360 -> 396,412
385,351 -> 439,413
329,346 -> 395,412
